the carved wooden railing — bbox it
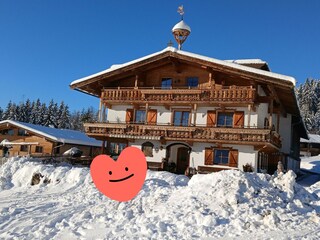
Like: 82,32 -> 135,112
101,86 -> 255,104
84,122 -> 281,148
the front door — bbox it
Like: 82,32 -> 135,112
176,147 -> 189,174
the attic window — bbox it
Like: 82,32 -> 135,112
0,129 -> 14,136
18,129 -> 29,136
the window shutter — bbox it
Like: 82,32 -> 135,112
229,149 -> 238,167
207,111 -> 216,127
204,148 -> 213,165
233,111 -> 244,128
126,109 -> 134,123
147,109 -> 157,125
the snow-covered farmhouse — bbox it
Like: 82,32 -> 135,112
0,120 -> 101,157
70,18 -> 307,174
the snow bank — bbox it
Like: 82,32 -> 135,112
0,157 -> 319,239
301,155 -> 320,174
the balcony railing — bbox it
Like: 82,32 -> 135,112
84,122 -> 281,149
101,86 -> 255,105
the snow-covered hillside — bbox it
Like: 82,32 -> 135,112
0,157 -> 320,239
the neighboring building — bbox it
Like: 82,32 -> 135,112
69,14 -> 307,174
0,120 -> 101,157
300,134 -> 320,157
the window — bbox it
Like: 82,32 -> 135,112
20,145 -> 28,152
214,149 -> 229,164
109,142 -> 127,155
187,77 -> 198,88
35,146 -> 43,153
18,129 -> 28,136
217,112 -> 233,127
0,129 -> 14,136
205,148 -> 238,167
135,110 -> 146,123
161,78 -> 172,89
173,111 -> 190,126
142,142 -> 154,157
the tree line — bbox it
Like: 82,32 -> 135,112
0,99 -> 98,131
296,78 -> 320,134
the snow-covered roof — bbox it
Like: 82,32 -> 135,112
70,46 -> 296,87
172,20 -> 191,32
0,120 -> 102,147
225,59 -> 266,64
301,134 -> 320,144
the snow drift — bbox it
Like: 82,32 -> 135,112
0,157 -> 319,239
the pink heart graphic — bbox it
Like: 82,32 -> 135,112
90,146 -> 147,202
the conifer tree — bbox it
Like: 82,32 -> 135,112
57,101 -> 71,129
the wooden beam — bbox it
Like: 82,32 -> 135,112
267,85 -> 287,117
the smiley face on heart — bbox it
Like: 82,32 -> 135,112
90,146 -> 147,202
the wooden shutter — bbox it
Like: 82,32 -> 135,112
125,109 -> 134,123
147,109 -> 157,125
207,111 -> 216,127
204,148 -> 213,165
229,149 -> 238,167
233,111 -> 244,128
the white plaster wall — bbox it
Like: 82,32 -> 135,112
107,105 -> 132,123
129,139 -> 165,163
256,103 -> 268,128
258,85 -> 267,96
279,113 -> 292,154
156,106 -> 172,125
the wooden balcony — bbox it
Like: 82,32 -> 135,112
84,122 -> 281,149
101,86 -> 255,105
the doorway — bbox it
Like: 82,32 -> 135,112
176,147 -> 189,174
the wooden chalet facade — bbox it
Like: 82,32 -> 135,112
0,120 -> 101,158
70,47 -> 307,174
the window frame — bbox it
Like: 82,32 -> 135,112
108,142 -> 127,155
172,109 -> 191,126
161,78 -> 172,89
134,109 -> 146,124
18,129 -> 29,136
217,111 -> 234,128
35,146 -> 43,153
186,77 -> 199,88
214,149 -> 230,165
20,145 -> 28,152
0,129 -> 15,136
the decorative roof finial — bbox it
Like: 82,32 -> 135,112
172,5 -> 191,50
177,5 -> 184,20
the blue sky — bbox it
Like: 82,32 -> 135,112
1,1 -> 320,111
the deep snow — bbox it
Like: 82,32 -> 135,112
301,155 -> 320,174
0,157 -> 319,239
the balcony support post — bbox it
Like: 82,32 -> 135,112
248,104 -> 252,127
269,99 -> 274,129
277,112 -> 280,133
134,75 -> 139,89
98,99 -> 103,122
145,102 -> 149,123
193,103 -> 197,126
